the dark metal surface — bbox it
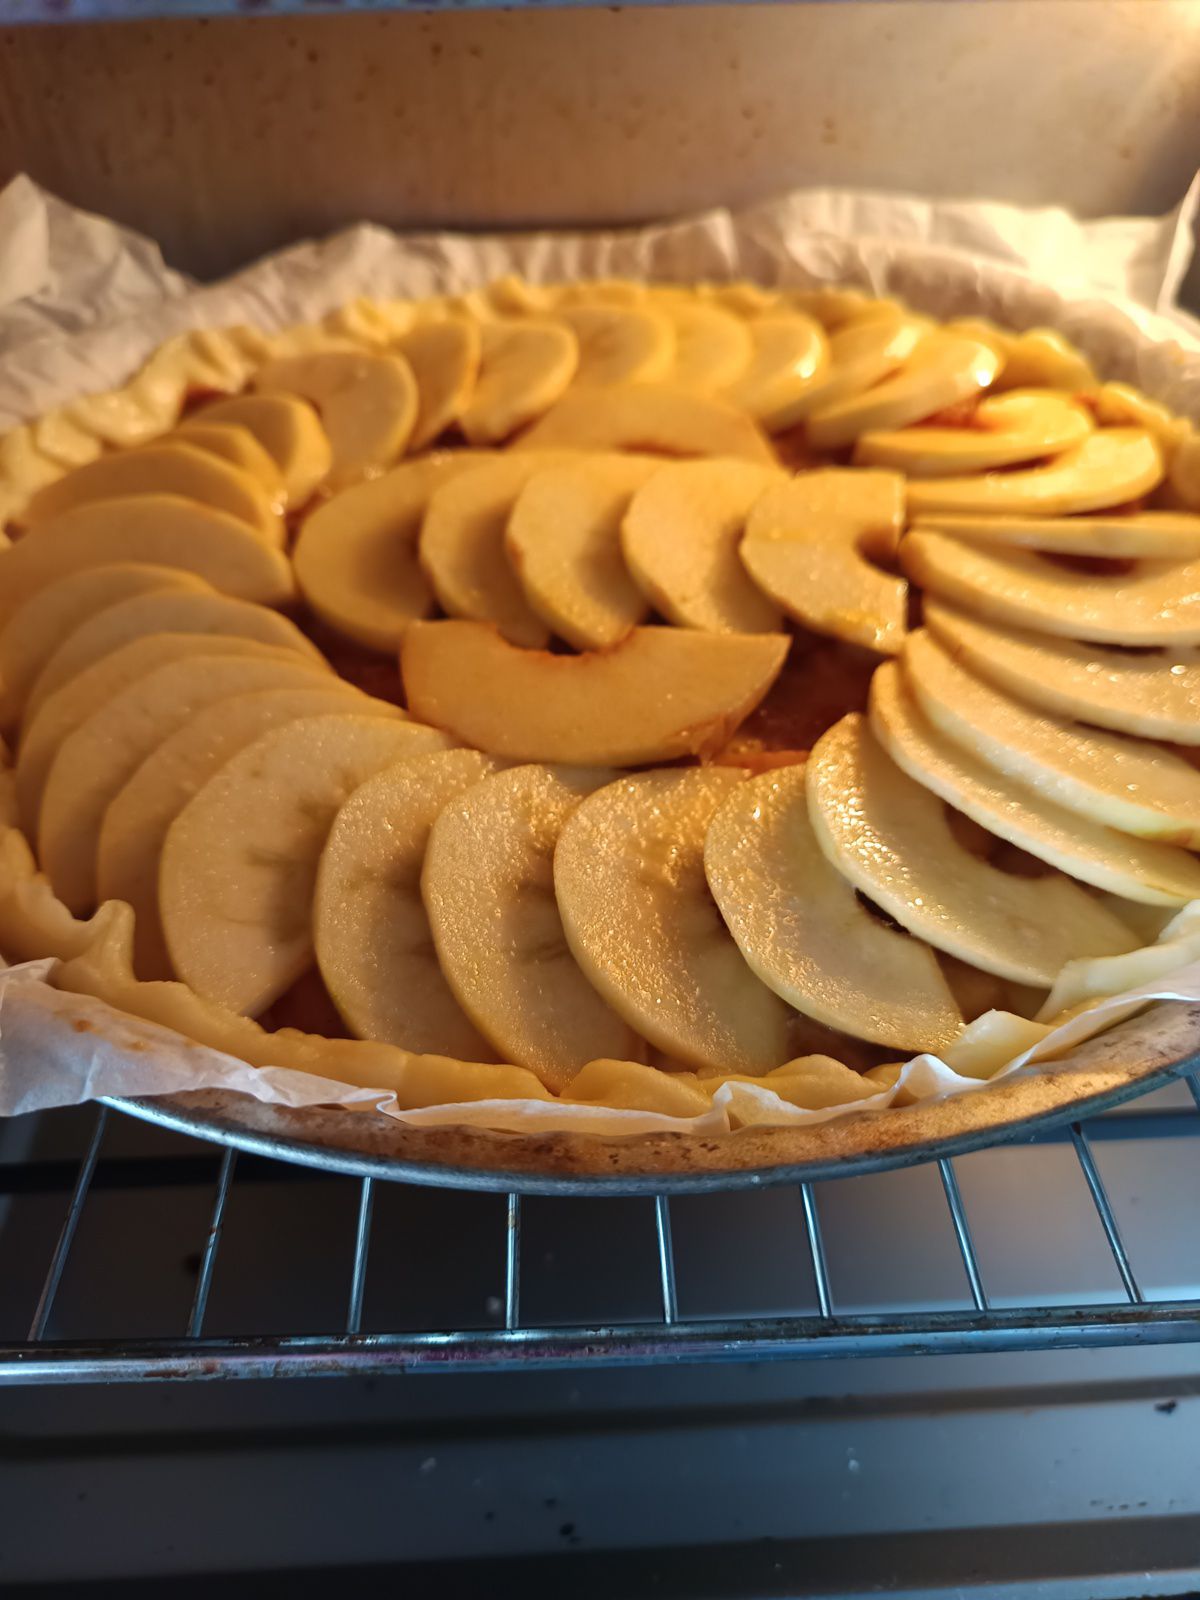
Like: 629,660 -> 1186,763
7,1303 -> 1200,1385
2,1073 -> 1200,1383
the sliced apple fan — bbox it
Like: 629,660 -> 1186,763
5,281 -> 1200,1111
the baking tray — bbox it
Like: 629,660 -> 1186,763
102,1000 -> 1200,1193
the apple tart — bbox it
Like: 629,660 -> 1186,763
1,277 -> 1199,1144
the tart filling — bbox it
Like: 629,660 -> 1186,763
1,276 -> 1198,1127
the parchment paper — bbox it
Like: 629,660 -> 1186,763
1,172 -> 1200,1139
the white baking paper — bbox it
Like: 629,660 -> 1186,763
1,171 -> 1199,1138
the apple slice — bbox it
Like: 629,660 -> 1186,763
1168,430 -> 1200,511
419,453 -> 577,647
252,349 -> 418,489
903,629 -> 1200,845
172,421 -> 286,508
0,563 -> 209,728
422,763 -> 641,1080
1094,382 -> 1189,454
97,681 -> 379,979
871,660 -> 1200,905
786,287 -> 892,328
558,304 -> 675,386
0,497 -> 294,624
293,451 -> 494,654
806,715 -> 1134,984
0,427 -> 63,526
621,458 -> 783,632
925,600 -> 1200,744
662,300 -> 752,393
314,749 -> 499,1058
806,334 -> 1001,452
505,454 -> 654,648
38,650 -> 335,913
15,633 -> 308,834
704,762 -> 962,1050
856,389 -> 1093,476
196,393 -> 332,507
552,280 -> 646,308
24,441 -> 285,545
392,316 -> 482,452
911,508 -> 1200,558
702,281 -> 782,317
459,318 -> 578,444
763,312 -> 925,426
25,589 -> 325,723
515,383 -> 777,464
160,712 -> 454,1014
740,467 -> 907,654
722,314 -> 829,432
901,529 -> 1200,645
402,620 -> 787,764
993,327 -> 1097,392
906,428 -> 1163,517
554,766 -> 792,1072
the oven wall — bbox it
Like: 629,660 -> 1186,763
0,1 -> 1197,282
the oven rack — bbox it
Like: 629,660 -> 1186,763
3,1085 -> 1200,1385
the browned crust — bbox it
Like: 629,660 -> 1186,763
126,1000 -> 1200,1186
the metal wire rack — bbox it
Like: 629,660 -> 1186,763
4,1081 -> 1200,1385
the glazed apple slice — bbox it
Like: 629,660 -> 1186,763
0,563 -> 210,728
401,620 -> 787,764
911,509 -> 1200,558
97,681 -> 381,979
392,316 -> 482,451
901,529 -> 1200,645
704,762 -> 961,1051
554,766 -> 792,1072
992,327 -> 1097,392
662,300 -> 752,393
38,649 -> 335,913
621,458 -> 783,632
723,314 -> 829,432
315,749 -> 500,1058
740,467 -> 907,653
25,589 -> 325,723
856,389 -> 1093,476
903,629 -> 1200,845
766,312 -> 925,425
24,441 -> 285,545
870,661 -> 1200,905
806,715 -> 1134,984
505,454 -> 654,648
293,451 -> 494,653
558,304 -> 675,386
806,334 -> 1001,452
160,713 -> 454,1014
1094,382 -> 1189,454
15,634 -> 308,835
906,428 -> 1163,517
419,453 -> 575,647
515,383 -> 777,464
422,763 -> 642,1081
459,318 -> 578,444
0,497 -> 295,624
197,392 -> 332,507
1168,429 -> 1200,511
252,349 -> 419,488
924,600 -> 1200,744
172,421 -> 287,508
